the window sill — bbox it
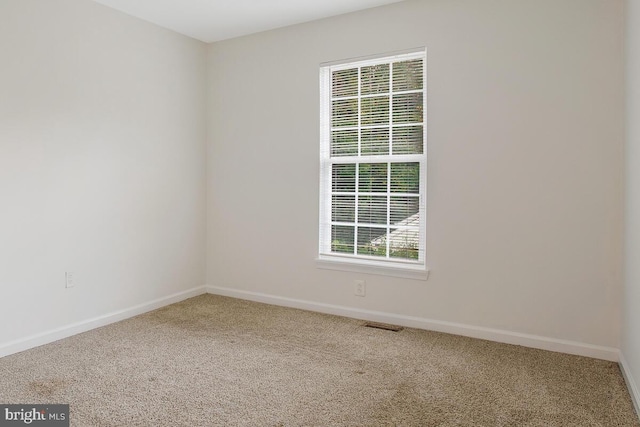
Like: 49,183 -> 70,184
315,256 -> 430,281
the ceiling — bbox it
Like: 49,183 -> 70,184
91,0 -> 405,43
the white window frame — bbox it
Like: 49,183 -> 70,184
317,49 -> 429,281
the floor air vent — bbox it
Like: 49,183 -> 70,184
363,321 -> 404,332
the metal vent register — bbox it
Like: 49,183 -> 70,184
363,321 -> 404,332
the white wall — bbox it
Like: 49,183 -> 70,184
623,0 -> 640,413
207,0 -> 625,355
0,0 -> 627,365
0,0 -> 207,348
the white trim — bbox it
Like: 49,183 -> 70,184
620,352 -> 640,420
205,285 -> 619,362
2,284 -> 623,371
0,286 -> 207,359
316,257 -> 429,280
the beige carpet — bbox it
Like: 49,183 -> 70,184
0,294 -> 638,426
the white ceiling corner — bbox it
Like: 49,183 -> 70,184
90,0 -> 405,43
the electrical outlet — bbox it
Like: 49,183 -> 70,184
65,271 -> 75,288
354,279 -> 366,297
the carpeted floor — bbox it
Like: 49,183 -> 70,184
0,294 -> 638,426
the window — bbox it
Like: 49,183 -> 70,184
318,49 -> 427,279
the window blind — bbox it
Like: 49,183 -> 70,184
319,50 -> 427,270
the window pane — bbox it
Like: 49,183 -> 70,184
359,163 -> 387,193
332,164 -> 356,193
332,68 -> 358,97
390,196 -> 419,224
393,59 -> 423,92
358,195 -> 387,224
332,195 -> 355,222
361,96 -> 389,126
357,226 -> 387,257
361,128 -> 389,155
392,93 -> 423,124
332,99 -> 358,127
390,162 -> 419,193
389,227 -> 420,260
361,64 -> 389,95
332,225 -> 354,254
331,129 -> 358,157
392,126 -> 423,155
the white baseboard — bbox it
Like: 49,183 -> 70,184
206,285 -> 619,362
620,352 -> 640,419
0,286 -> 207,359
0,284 -> 621,365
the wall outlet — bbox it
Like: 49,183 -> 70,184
65,271 -> 75,288
354,279 -> 366,297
